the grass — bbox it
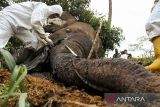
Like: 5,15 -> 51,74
129,56 -> 153,66
0,48 -> 28,107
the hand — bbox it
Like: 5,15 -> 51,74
39,34 -> 47,39
39,34 -> 53,45
45,37 -> 53,45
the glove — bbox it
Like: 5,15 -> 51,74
24,42 -> 36,51
45,37 -> 53,45
39,34 -> 53,45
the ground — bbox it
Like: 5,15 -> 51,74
0,69 -> 132,107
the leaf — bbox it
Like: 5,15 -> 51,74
19,93 -> 27,107
0,48 -> 16,71
8,65 -> 27,94
2,65 -> 27,107
6,65 -> 20,99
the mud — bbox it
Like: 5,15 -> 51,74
0,69 -> 133,107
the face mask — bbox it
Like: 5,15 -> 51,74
47,17 -> 66,26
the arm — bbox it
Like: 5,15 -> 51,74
31,4 -> 63,35
31,4 -> 53,45
31,4 -> 48,36
151,0 -> 160,12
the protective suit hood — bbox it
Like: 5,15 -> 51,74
48,5 -> 63,16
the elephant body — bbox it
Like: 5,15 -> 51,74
16,12 -> 160,96
45,12 -> 160,95
49,26 -> 160,93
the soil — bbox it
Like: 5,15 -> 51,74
0,69 -> 131,107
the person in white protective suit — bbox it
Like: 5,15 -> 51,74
145,0 -> 160,72
0,1 -> 63,50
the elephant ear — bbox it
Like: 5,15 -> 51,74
60,11 -> 77,28
60,11 -> 77,21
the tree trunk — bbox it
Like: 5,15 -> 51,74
108,0 -> 112,27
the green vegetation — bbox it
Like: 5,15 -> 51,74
0,1 -> 8,10
0,49 -> 28,107
128,36 -> 154,66
129,56 -> 153,66
0,37 -> 23,68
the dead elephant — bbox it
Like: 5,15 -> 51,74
16,12 -> 160,94
48,25 -> 160,93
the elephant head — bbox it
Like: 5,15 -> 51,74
45,11 -> 101,58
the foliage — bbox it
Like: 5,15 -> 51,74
88,17 -> 124,56
0,0 -> 8,10
100,23 -> 123,56
128,36 -> 153,57
0,49 -> 16,71
0,49 -> 28,107
45,0 -> 91,20
129,56 -> 153,66
128,36 -> 154,66
4,37 -> 24,54
0,37 -> 23,68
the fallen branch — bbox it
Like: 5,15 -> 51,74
44,97 -> 98,107
58,100 -> 98,107
88,19 -> 103,59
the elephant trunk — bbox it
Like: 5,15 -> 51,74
50,30 -> 160,93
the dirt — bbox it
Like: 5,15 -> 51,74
0,69 -> 132,107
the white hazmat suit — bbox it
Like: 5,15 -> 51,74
144,0 -> 160,72
0,1 -> 63,49
145,0 -> 160,40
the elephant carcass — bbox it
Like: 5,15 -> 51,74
19,11 -> 160,94
47,14 -> 160,93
